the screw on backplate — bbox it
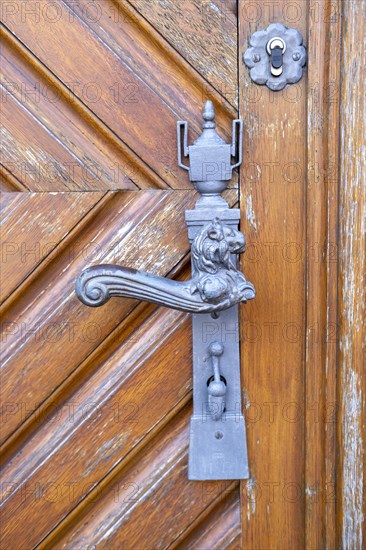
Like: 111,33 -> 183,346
252,53 -> 261,63
292,52 -> 301,61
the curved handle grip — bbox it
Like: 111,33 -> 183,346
76,264 -> 254,314
76,218 -> 255,314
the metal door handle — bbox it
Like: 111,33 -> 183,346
76,101 -> 255,481
76,216 -> 254,313
76,102 -> 255,314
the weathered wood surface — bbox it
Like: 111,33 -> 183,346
131,0 -> 238,108
1,191 -> 194,443
1,0 -> 364,547
239,1 -> 307,548
336,1 -> 366,548
0,192 -> 105,301
0,1 -> 243,546
239,1 -> 365,548
0,191 -> 239,548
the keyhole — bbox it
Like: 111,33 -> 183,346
271,46 -> 283,69
266,37 -> 286,77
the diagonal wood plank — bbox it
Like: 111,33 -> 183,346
0,26 -> 166,191
1,193 -> 105,302
173,482 -> 241,549
0,191 -> 201,443
1,88 -> 109,191
2,0 -> 237,191
0,306 -> 192,548
0,164 -> 28,192
41,408 -> 236,550
130,0 -> 239,108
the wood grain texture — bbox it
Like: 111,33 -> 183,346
239,1 -> 307,548
240,1 -> 365,548
0,27 -> 157,191
1,89 -> 107,191
0,164 -> 28,192
1,0 -> 364,547
304,1 -> 340,547
2,0 -> 237,191
0,189 -> 242,548
0,191 -> 199,443
130,0 -> 239,108
1,306 -> 192,547
0,193 -> 105,302
336,1 -> 366,548
44,407 -> 237,549
174,483 -> 241,549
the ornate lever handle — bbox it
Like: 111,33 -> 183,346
76,217 -> 254,313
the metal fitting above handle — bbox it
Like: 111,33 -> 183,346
76,102 -> 254,314
177,101 -> 242,201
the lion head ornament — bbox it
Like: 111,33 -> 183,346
190,218 -> 255,307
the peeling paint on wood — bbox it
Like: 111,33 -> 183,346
245,476 -> 257,522
341,368 -> 364,549
337,0 -> 366,547
245,194 -> 257,231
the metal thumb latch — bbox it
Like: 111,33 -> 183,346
207,342 -> 226,421
76,101 -> 255,480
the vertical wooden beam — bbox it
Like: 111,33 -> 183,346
239,2 -> 307,548
337,1 -> 366,547
304,1 -> 341,548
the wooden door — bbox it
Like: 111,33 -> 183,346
0,1 -> 364,549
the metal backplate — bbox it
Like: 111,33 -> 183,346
186,207 -> 249,480
243,23 -> 306,91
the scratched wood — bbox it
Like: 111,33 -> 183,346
130,0 -> 239,108
0,192 -> 196,443
303,2 -> 346,548
0,0 -> 243,545
0,27 -> 153,191
0,193 -> 105,302
42,409 -> 239,549
1,306 -> 192,547
174,483 -> 241,549
0,190 -> 239,548
336,1 -> 366,548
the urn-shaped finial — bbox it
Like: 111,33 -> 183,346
177,101 -> 243,200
